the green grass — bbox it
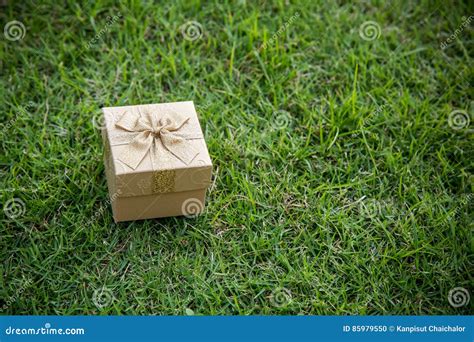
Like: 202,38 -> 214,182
1,0 -> 473,315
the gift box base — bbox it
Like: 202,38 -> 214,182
111,188 -> 207,222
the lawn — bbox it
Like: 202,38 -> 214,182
1,0 -> 472,315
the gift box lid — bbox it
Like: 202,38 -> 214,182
101,101 -> 212,198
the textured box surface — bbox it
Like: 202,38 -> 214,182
110,189 -> 207,222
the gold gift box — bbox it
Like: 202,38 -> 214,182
101,101 -> 212,222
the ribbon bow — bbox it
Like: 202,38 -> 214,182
114,108 -> 198,170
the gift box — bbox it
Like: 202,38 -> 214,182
101,101 -> 212,222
